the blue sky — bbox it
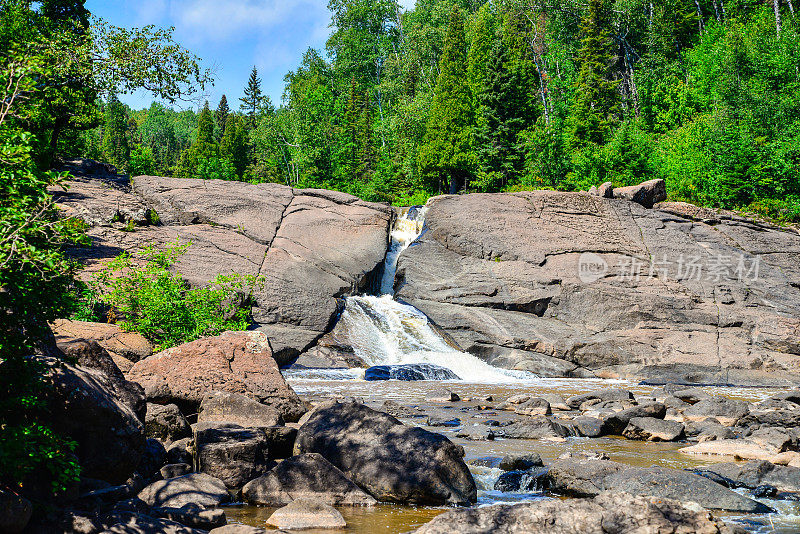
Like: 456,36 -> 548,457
87,0 -> 415,112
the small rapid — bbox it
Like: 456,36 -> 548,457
340,295 -> 529,383
378,206 -> 427,295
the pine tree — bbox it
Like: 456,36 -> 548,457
475,37 -> 530,191
100,94 -> 130,171
175,101 -> 217,177
417,5 -> 475,194
567,0 -> 620,148
357,103 -> 376,183
340,77 -> 362,182
240,66 -> 264,125
220,115 -> 248,179
215,94 -> 230,139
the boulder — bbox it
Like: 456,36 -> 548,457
139,438 -> 167,478
195,423 -> 272,489
613,178 -> 667,208
266,499 -> 346,530
684,398 -> 750,426
39,357 -> 145,484
145,403 -> 191,443
513,397 -> 551,416
198,390 -> 283,427
623,417 -> 685,441
0,490 -> 32,534
138,473 -> 231,508
499,416 -> 571,440
567,389 -> 634,410
412,492 -> 742,534
680,435 -> 790,461
103,512 -> 207,534
161,464 -> 192,479
210,527 -> 269,534
166,438 -> 193,465
151,504 -> 227,530
52,319 -> 153,362
546,459 -> 771,513
564,416 -> 604,438
293,400 -> 476,505
393,190 -> 800,387
600,401 -> 667,435
493,467 -> 549,492
693,461 -> 800,493
364,364 -> 459,381
597,181 -> 614,198
242,453 -> 376,506
498,453 -> 544,472
59,339 -> 146,422
128,331 -> 306,421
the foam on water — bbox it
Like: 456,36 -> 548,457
379,206 -> 428,295
340,295 -> 532,383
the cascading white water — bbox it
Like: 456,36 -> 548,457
340,294 -> 529,383
378,206 -> 428,296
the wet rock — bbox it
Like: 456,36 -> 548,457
671,387 -> 711,405
558,451 -> 610,461
500,416 -> 571,440
266,499 -> 346,530
685,419 -> 736,442
684,398 -> 750,426
198,390 -> 284,428
566,389 -> 634,410
540,393 -> 570,411
412,492 -> 743,534
195,422 -> 272,489
39,357 -> 145,484
469,457 -> 501,469
546,459 -> 771,513
0,490 -> 32,534
364,364 -> 459,381
242,453 -> 376,506
693,461 -> 800,493
493,467 -> 549,492
680,429 -> 792,460
426,415 -> 461,427
293,400 -> 476,505
623,417 -> 685,442
128,331 -> 306,421
456,425 -> 497,441
145,403 -> 191,443
498,453 -> 544,471
381,400 -> 426,419
600,401 -> 667,436
564,416 -> 604,438
138,473 -> 231,508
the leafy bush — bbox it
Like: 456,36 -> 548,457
83,241 -> 262,351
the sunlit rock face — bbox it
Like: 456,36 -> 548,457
395,191 -> 800,386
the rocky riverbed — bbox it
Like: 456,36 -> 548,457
6,162 -> 799,534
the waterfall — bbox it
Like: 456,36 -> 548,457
340,295 -> 530,383
378,206 -> 427,296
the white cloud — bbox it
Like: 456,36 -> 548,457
170,0 -> 327,43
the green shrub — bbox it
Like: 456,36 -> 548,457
84,241 -> 262,351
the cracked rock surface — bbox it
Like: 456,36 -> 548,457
395,191 -> 800,386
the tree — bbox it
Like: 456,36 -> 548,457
474,37 -> 530,191
240,66 -> 264,124
214,94 -> 230,139
175,101 -> 217,178
220,115 -> 248,179
417,5 -> 475,194
566,0 -> 620,148
100,95 -> 130,171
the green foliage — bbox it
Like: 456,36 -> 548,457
240,66 -> 264,124
418,5 -> 476,194
197,155 -> 236,181
85,242 -> 262,352
219,115 -> 248,179
214,94 -> 230,139
128,144 -> 155,176
100,95 -> 131,171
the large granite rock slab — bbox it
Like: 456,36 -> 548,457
395,190 -> 800,386
56,170 -> 392,362
128,331 -> 305,421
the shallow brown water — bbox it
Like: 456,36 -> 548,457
224,377 -> 799,533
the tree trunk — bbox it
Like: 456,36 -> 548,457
712,0 -> 721,21
786,0 -> 796,19
695,0 -> 705,32
774,0 -> 783,36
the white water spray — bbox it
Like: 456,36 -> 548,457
341,295 -> 529,383
378,206 -> 428,296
